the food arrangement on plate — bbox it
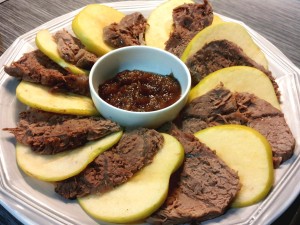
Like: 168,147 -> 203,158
1,0 -> 297,224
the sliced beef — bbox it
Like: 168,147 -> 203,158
54,29 -> 84,64
165,0 -> 213,57
4,50 -> 90,96
3,109 -> 121,155
73,48 -> 98,70
148,124 -> 240,224
55,128 -> 164,199
186,39 -> 280,99
178,86 -> 295,167
103,12 -> 147,48
54,29 -> 98,70
248,116 -> 295,167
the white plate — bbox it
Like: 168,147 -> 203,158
0,1 -> 300,225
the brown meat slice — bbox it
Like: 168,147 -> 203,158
73,49 -> 98,70
248,116 -> 295,166
178,86 -> 295,167
3,109 -> 121,155
148,124 -> 240,224
103,12 -> 147,48
54,29 -> 98,70
54,29 -> 84,64
165,0 -> 213,57
54,128 -> 164,199
4,50 -> 90,96
186,39 -> 280,99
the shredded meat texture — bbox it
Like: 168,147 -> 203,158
54,29 -> 98,70
186,39 -> 280,99
4,50 -> 90,96
103,12 -> 147,48
3,109 -> 121,155
165,0 -> 213,57
148,124 -> 240,224
178,86 -> 295,167
55,128 -> 164,199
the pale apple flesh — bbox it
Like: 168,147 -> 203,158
181,22 -> 269,70
211,14 -> 223,26
16,131 -> 123,182
195,124 -> 274,207
16,81 -> 99,116
188,66 -> 281,110
78,133 -> 184,224
35,29 -> 88,75
72,4 -> 125,56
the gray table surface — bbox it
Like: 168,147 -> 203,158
0,0 -> 299,224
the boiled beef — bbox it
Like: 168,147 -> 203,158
3,109 -> 121,155
54,29 -> 98,70
178,86 -> 295,167
55,128 -> 164,199
186,39 -> 280,98
4,50 -> 90,96
103,12 -> 147,48
165,0 -> 213,57
148,124 -> 240,224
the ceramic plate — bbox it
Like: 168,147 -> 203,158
0,1 -> 300,225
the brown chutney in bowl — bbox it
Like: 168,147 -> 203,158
98,69 -> 181,112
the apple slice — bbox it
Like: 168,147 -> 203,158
188,66 -> 280,110
16,81 -> 99,116
72,4 -> 125,56
181,22 -> 268,69
211,14 -> 223,26
16,131 -> 123,182
145,0 -> 223,49
78,133 -> 184,223
195,124 -> 274,207
35,29 -> 88,75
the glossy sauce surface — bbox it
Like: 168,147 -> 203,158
98,70 -> 181,112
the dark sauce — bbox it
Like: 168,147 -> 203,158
98,70 -> 181,112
